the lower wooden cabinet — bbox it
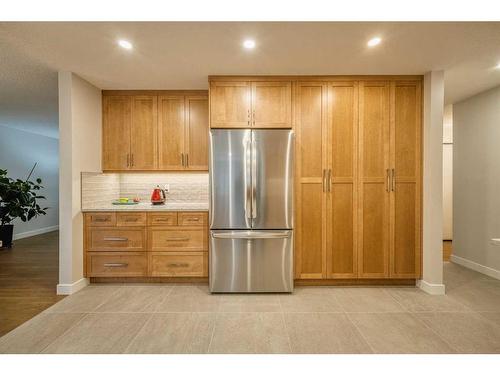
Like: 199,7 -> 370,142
83,211 -> 208,278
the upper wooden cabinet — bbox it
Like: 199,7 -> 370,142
210,79 -> 292,128
102,91 -> 208,172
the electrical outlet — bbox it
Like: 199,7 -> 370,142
164,184 -> 170,193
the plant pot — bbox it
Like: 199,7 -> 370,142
0,225 -> 14,249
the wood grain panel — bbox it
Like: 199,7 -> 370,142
87,228 -> 146,252
130,96 -> 157,170
358,82 -> 390,278
158,95 -> 185,170
178,212 -> 207,226
294,82 -> 328,279
185,95 -> 209,170
85,212 -> 116,227
102,96 -> 131,170
252,81 -> 292,128
210,81 -> 250,128
149,252 -> 207,277
116,212 -> 147,227
86,252 -> 147,277
148,212 -> 177,226
149,227 -> 207,252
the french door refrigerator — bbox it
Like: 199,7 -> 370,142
209,129 -> 294,293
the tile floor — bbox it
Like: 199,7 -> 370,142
0,262 -> 499,354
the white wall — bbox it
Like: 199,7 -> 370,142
0,125 -> 59,238
443,105 -> 453,240
453,85 -> 500,278
58,72 -> 101,294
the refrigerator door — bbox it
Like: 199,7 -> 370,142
209,230 -> 293,292
210,129 -> 252,229
252,129 -> 294,229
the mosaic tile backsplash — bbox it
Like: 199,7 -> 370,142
81,172 -> 209,210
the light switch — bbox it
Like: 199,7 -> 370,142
164,184 -> 170,193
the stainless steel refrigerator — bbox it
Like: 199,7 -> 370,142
209,129 -> 294,293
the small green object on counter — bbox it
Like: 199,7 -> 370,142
112,200 -> 139,205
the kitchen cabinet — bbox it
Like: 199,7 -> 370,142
294,77 -> 422,282
210,79 -> 292,128
102,91 -> 208,172
83,211 -> 208,279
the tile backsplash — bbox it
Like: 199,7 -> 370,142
81,172 -> 208,209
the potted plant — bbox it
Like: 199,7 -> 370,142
0,164 -> 48,249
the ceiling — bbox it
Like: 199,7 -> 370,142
1,22 -> 500,137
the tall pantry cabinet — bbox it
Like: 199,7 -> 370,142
295,78 -> 422,281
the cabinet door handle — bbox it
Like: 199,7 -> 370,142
103,237 -> 128,242
155,218 -> 173,222
181,153 -> 184,167
327,169 -> 332,192
103,263 -> 128,268
386,169 -> 390,192
126,154 -> 130,168
93,217 -> 110,222
186,217 -> 200,222
391,169 -> 396,192
322,169 -> 327,192
165,237 -> 190,241
253,109 -> 256,126
167,263 -> 189,268
131,154 -> 134,167
186,154 -> 189,168
124,218 -> 139,222
247,109 -> 250,126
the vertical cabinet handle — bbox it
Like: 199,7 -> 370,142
322,169 -> 327,192
327,169 -> 332,192
391,169 -> 395,192
131,154 -> 134,167
247,109 -> 250,126
127,154 -> 130,168
181,153 -> 184,167
186,154 -> 189,168
386,169 -> 390,192
253,110 -> 256,126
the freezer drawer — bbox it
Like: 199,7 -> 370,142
209,230 -> 293,293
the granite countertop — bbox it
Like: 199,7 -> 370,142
81,202 -> 209,212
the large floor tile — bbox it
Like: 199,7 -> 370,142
156,285 -> 220,312
416,312 -> 500,353
443,262 -> 490,291
45,286 -> 119,313
96,286 -> 172,312
284,313 -> 372,353
446,279 -> 500,312
125,313 -> 216,353
477,312 -> 500,327
218,294 -> 282,312
208,313 -> 290,353
42,313 -> 150,354
279,287 -> 342,312
334,288 -> 405,312
349,312 -> 455,353
387,288 -> 471,312
0,313 -> 85,353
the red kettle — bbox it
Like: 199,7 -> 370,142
151,185 -> 166,205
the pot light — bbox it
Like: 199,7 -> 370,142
118,39 -> 133,50
367,37 -> 382,47
495,63 -> 500,69
243,39 -> 256,50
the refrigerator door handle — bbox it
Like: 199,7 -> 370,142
251,136 -> 257,219
212,231 -> 291,239
244,136 -> 252,219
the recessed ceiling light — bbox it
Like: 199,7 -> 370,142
243,39 -> 256,50
495,62 -> 500,69
118,39 -> 133,50
367,37 -> 382,47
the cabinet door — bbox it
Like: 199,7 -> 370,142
185,95 -> 209,170
210,81 -> 251,128
130,96 -> 157,170
358,82 -> 391,278
158,95 -> 185,170
326,83 -> 358,278
102,96 -> 131,170
295,82 -> 328,279
252,81 -> 292,128
390,81 -> 422,278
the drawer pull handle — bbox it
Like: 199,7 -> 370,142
94,217 -> 110,222
165,237 -> 190,241
167,263 -> 189,268
103,237 -> 128,241
103,263 -> 129,267
186,218 -> 200,221
155,218 -> 172,222
125,218 -> 139,222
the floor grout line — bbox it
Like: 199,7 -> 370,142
409,311 -> 461,353
278,296 -> 293,354
206,310 -> 218,354
122,313 -> 155,354
39,312 -> 90,354
344,312 -> 376,354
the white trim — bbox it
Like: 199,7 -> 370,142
417,279 -> 446,295
451,254 -> 500,280
57,278 -> 89,295
13,225 -> 59,240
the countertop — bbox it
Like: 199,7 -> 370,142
81,202 -> 209,212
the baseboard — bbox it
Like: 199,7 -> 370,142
13,225 -> 59,240
417,279 -> 446,295
57,278 -> 89,295
450,254 -> 500,280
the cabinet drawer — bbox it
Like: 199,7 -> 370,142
178,212 -> 207,226
86,252 -> 147,277
148,212 -> 177,226
150,252 -> 207,277
149,227 -> 206,251
86,212 -> 116,226
87,228 -> 146,251
116,212 -> 147,226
